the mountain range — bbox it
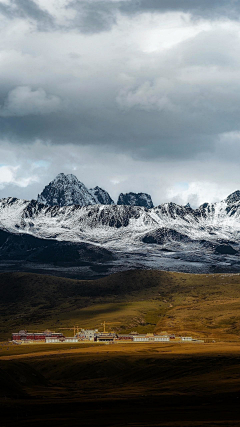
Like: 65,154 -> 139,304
37,173 -> 153,208
1,172 -> 240,276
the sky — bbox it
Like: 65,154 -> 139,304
1,0 -> 240,207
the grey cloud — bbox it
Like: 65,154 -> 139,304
0,86 -> 62,117
68,1 -> 117,33
0,0 -> 54,30
66,0 -> 240,35
0,3 -> 11,16
1,1 -> 240,208
0,1 -> 239,36
1,1 -> 240,168
0,108 -> 216,161
119,0 -> 239,18
0,27 -> 239,161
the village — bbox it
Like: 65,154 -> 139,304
11,322 -> 203,344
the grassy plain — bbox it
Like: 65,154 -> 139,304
1,342 -> 240,426
1,269 -> 240,340
1,270 -> 240,425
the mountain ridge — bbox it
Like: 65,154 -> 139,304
117,192 -> 154,209
37,172 -> 154,208
1,193 -> 240,274
2,174 -> 240,275
2,190 -> 240,244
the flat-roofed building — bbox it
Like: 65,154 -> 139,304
132,334 -> 170,342
153,335 -> 170,342
45,337 -> 78,343
96,333 -> 115,342
133,335 -> 149,342
181,336 -> 192,341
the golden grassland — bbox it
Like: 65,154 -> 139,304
2,270 -> 240,425
0,340 -> 240,360
1,342 -> 240,426
1,269 -> 240,340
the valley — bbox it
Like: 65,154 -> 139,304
1,342 -> 240,426
1,175 -> 240,425
1,269 -> 240,426
1,269 -> 240,342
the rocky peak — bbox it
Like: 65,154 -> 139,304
37,173 -> 96,207
89,186 -> 114,205
225,190 -> 240,205
117,192 -> 154,209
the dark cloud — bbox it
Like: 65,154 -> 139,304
1,0 -> 240,205
0,1 -> 239,35
0,0 -> 54,30
15,0 -> 54,29
0,25 -> 239,161
66,0 -> 240,35
0,106 -> 216,160
120,0 -> 239,18
68,1 -> 117,33
0,3 -> 11,16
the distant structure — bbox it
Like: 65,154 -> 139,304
12,330 -> 64,341
46,336 -> 78,343
132,334 -> 169,342
11,329 -> 195,344
77,329 -> 98,341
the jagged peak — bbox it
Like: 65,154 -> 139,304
117,192 -> 153,209
89,186 -> 115,205
225,190 -> 240,205
53,173 -> 80,183
37,173 -> 116,207
37,173 -> 95,207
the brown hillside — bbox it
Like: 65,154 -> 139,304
0,270 -> 240,340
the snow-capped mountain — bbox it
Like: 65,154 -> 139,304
225,190 -> 240,205
38,173 -> 114,207
2,190 -> 240,275
117,192 -> 154,209
37,173 -> 158,209
1,190 -> 240,247
89,186 -> 114,205
37,173 -> 97,207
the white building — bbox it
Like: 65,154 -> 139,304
78,329 -> 98,341
132,335 -> 149,342
154,336 -> 170,342
45,337 -> 61,343
45,337 -> 79,343
181,337 -> 192,341
65,337 -> 79,343
132,335 -> 170,342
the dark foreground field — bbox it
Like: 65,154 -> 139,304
1,342 -> 240,427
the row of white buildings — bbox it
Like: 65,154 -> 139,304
45,330 -> 194,344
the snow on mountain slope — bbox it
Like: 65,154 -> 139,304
225,190 -> 240,205
37,173 -> 97,207
0,198 -> 30,233
117,192 -> 153,209
1,191 -> 240,252
12,201 -> 158,246
89,186 -> 114,205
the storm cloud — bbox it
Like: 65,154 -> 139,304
0,0 -> 240,206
